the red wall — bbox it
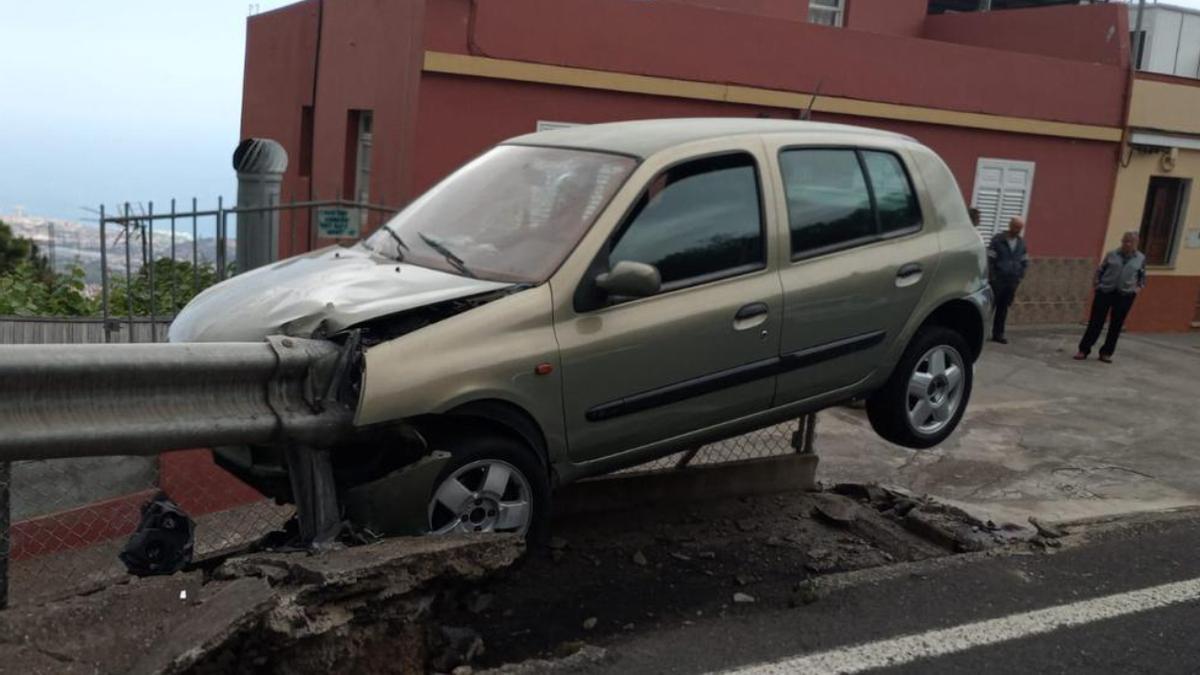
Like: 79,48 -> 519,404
241,1 -> 320,215
1125,276 -> 1200,332
310,0 -> 425,206
846,0 -> 927,37
664,0 -> 806,21
453,0 -> 1126,127
923,4 -> 1130,67
410,74 -> 1117,260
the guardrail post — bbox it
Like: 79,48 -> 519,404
793,414 -> 818,455
1,460 -> 10,610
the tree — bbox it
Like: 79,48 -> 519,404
107,257 -> 219,317
0,219 -> 51,281
0,262 -> 97,316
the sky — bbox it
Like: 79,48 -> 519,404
0,0 -> 293,223
3,0 -> 1200,225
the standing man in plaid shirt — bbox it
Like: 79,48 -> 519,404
1074,231 -> 1147,363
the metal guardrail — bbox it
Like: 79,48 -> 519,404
0,337 -> 351,462
0,335 -> 354,607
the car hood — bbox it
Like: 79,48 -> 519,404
168,244 -> 513,342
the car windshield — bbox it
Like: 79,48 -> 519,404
364,145 -> 638,283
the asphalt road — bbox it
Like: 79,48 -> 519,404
577,510 -> 1200,675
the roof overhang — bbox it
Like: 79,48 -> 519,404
1129,130 -> 1200,151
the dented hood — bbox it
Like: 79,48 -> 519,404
168,244 -> 512,342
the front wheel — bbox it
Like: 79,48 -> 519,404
866,326 -> 973,449
426,436 -> 550,542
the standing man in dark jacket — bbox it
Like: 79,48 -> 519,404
1074,231 -> 1147,363
987,216 -> 1030,344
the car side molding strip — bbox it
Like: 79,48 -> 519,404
585,330 -> 886,422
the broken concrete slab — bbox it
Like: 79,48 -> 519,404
0,535 -> 523,675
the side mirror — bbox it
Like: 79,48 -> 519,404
595,261 -> 662,299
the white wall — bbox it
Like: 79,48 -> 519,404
1132,6 -> 1200,78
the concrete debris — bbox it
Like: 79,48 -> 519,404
670,552 -> 692,562
476,645 -> 609,675
469,593 -> 495,615
1029,517 -> 1067,539
734,574 -> 753,587
0,535 -> 523,675
582,617 -> 598,630
732,593 -> 756,604
632,550 -> 648,567
812,495 -> 859,525
433,626 -> 487,673
697,551 -> 717,560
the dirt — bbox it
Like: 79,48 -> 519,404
431,484 -> 1029,669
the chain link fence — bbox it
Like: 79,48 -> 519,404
0,416 -> 813,607
0,450 -> 291,607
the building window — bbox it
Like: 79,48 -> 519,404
343,110 -> 373,203
1130,30 -> 1147,70
808,0 -> 844,27
298,105 -> 314,178
1139,177 -> 1190,266
971,158 -> 1035,240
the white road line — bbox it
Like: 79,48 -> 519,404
720,577 -> 1200,674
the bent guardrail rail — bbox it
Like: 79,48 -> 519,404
0,336 -> 353,462
0,336 -> 356,606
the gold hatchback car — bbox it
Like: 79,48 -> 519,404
171,119 -> 991,540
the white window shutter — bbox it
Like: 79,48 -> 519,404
971,158 -> 1035,241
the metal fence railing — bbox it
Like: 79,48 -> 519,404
93,197 -> 399,343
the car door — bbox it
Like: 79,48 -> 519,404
768,142 -> 938,404
551,144 -> 783,464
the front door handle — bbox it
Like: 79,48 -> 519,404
735,303 -> 769,321
734,302 -> 770,331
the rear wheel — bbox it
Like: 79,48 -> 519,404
867,326 -> 972,449
426,436 -> 549,542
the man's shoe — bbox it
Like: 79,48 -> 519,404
991,336 -> 1009,345
1073,352 -> 1087,360
1099,354 -> 1113,364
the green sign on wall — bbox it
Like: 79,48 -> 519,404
317,207 -> 360,239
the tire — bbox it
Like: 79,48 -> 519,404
866,326 -> 973,449
425,434 -> 550,544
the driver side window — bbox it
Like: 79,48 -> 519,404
608,153 -> 765,290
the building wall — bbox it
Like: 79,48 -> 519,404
924,4 -> 1129,67
1134,6 -> 1200,79
1101,76 -> 1200,332
447,0 -> 1126,128
845,0 -> 927,37
1130,78 -> 1200,136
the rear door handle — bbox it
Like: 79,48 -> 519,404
896,262 -> 924,288
734,302 -> 770,331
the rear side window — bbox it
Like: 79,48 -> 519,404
862,151 -> 921,234
780,149 -> 875,256
609,153 -> 764,288
781,148 -> 923,258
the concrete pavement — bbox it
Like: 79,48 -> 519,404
820,327 -> 1200,524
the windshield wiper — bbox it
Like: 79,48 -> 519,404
418,231 -> 477,279
379,223 -> 409,261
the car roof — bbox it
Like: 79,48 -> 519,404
503,118 -> 915,159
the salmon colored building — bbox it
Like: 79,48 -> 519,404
241,0 -> 1134,325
